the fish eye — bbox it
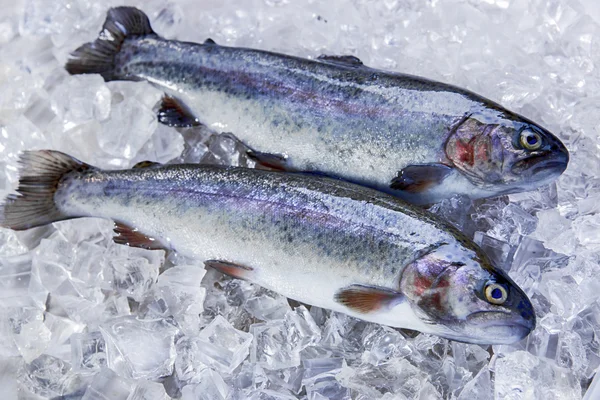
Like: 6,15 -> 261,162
484,283 -> 507,305
520,129 -> 542,150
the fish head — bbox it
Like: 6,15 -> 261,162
400,242 -> 535,344
445,111 -> 568,195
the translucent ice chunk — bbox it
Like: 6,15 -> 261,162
286,306 -> 321,349
573,214 -> 600,251
0,254 -> 33,305
155,265 -> 206,318
99,97 -> 158,160
175,336 -> 209,383
457,366 -> 492,399
82,368 -> 134,400
556,330 -> 587,375
32,236 -> 76,291
100,316 -> 179,380
244,288 -> 290,321
13,318 -> 51,362
106,257 -> 159,302
361,325 -> 411,366
134,124 -> 185,166
532,209 -> 577,254
129,379 -> 170,400
71,331 -> 107,374
251,310 -> 319,372
19,354 -> 81,398
181,369 -> 229,400
494,351 -> 580,399
473,232 -> 514,271
52,75 -> 111,125
44,312 -> 85,360
24,92 -> 56,130
191,314 -> 253,374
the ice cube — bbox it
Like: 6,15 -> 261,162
493,351 -> 581,399
32,236 -> 76,291
100,316 -> 179,380
573,214 -> 600,251
19,353 -> 81,398
244,288 -> 290,321
99,97 -> 158,160
175,336 -> 209,383
201,132 -> 252,167
181,369 -> 230,400
129,379 -> 170,400
105,257 -> 159,302
171,126 -> 213,164
556,330 -> 587,375
24,92 -> 56,130
264,366 -> 304,394
0,254 -> 33,304
82,368 -> 134,400
532,209 -> 578,254
473,232 -> 514,271
13,318 -> 51,362
44,312 -> 85,361
188,314 -> 253,375
285,306 -> 321,349
361,325 -> 411,366
150,1 -> 184,39
155,265 -> 206,314
133,124 -> 185,166
252,313 -> 320,371
71,331 -> 107,374
52,75 -> 112,126
457,367 -> 492,400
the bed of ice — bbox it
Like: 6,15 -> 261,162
0,0 -> 599,398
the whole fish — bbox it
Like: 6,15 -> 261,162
0,150 -> 535,344
65,7 -> 569,205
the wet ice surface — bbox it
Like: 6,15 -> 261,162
0,0 -> 599,398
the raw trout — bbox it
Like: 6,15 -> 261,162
0,150 -> 535,344
65,7 -> 569,205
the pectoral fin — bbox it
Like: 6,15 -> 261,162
205,259 -> 254,280
157,95 -> 202,127
247,150 -> 291,171
335,284 -> 404,313
113,222 -> 166,250
390,164 -> 453,193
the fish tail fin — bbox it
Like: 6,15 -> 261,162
0,150 -> 92,231
65,7 -> 156,80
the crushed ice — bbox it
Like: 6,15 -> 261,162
0,0 -> 599,398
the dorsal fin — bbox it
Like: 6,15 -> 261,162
204,38 -> 217,45
317,54 -> 364,67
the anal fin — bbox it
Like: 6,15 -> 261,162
157,95 -> 202,127
113,222 -> 165,250
390,163 -> 453,193
335,284 -> 403,314
247,150 -> 291,171
205,259 -> 254,280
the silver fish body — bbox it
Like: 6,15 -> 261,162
1,150 -> 535,344
66,7 -> 569,205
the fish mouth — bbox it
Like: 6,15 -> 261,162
464,311 -> 535,344
511,150 -> 569,178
